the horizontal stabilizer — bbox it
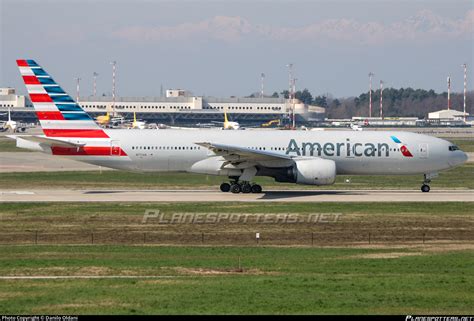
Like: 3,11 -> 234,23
7,135 -> 85,148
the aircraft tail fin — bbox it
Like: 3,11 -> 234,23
16,59 -> 108,139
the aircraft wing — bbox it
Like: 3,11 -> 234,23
7,135 -> 86,148
195,142 -> 293,163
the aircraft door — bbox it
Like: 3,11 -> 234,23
418,143 -> 428,159
111,140 -> 121,156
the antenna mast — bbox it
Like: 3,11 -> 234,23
379,80 -> 384,120
368,72 -> 374,118
93,72 -> 98,97
75,77 -> 81,102
462,64 -> 467,122
111,61 -> 117,116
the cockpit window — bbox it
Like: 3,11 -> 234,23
449,145 -> 460,151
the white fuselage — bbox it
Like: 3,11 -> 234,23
58,129 -> 467,176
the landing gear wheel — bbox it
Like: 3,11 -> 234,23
241,183 -> 252,194
251,184 -> 262,194
220,183 -> 231,192
421,184 -> 430,193
230,184 -> 242,194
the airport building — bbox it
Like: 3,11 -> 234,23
428,109 -> 469,120
0,87 -> 33,108
0,87 -> 326,126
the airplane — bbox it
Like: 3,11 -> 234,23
126,112 -> 146,129
9,60 -> 468,193
0,105 -> 25,132
211,109 -> 240,130
95,112 -> 110,125
96,112 -> 126,128
350,123 -> 363,131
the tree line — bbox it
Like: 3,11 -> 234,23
250,88 -> 473,119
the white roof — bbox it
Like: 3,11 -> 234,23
428,109 -> 469,119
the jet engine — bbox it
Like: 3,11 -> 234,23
293,158 -> 336,185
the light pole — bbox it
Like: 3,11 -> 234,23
75,77 -> 81,102
292,77 -> 297,129
93,72 -> 98,97
379,80 -> 384,120
110,61 -> 117,116
462,64 -> 467,122
447,76 -> 451,111
368,72 -> 374,118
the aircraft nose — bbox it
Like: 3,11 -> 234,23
449,151 -> 468,167
461,151 -> 468,164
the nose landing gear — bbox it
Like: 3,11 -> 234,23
421,184 -> 430,193
421,173 -> 435,193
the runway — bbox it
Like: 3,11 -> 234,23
1,189 -> 472,202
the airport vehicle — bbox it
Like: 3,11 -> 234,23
10,60 -> 468,193
261,119 -> 281,128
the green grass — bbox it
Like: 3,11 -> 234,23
0,137 -> 27,152
0,201 -> 472,257
0,202 -> 472,314
0,201 -> 471,216
0,245 -> 472,314
1,163 -> 473,190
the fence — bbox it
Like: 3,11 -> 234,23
0,229 -> 472,246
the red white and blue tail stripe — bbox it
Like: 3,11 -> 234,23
16,59 -> 109,139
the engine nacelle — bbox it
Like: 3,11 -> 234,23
293,158 -> 336,185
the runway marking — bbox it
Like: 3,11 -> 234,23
0,275 -> 180,280
0,191 -> 35,195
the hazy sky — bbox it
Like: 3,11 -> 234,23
1,0 -> 473,98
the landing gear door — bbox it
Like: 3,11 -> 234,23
111,140 -> 121,156
418,143 -> 428,159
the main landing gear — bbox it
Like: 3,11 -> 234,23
220,181 -> 262,194
421,173 -> 433,193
